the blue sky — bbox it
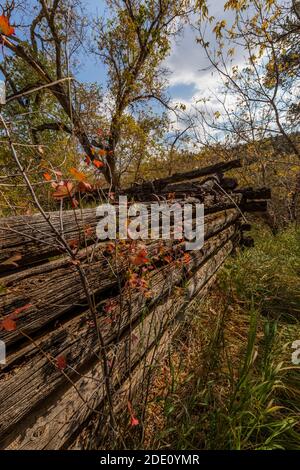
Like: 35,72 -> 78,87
0,0 -> 243,118
75,0 -> 244,115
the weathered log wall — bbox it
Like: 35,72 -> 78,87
0,160 -> 270,449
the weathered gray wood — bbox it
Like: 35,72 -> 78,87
0,196 -> 242,268
4,240 -> 232,450
72,272 -> 220,450
0,225 -> 235,443
124,158 -> 243,196
0,210 -> 239,347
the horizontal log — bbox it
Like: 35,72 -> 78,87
4,240 -> 232,450
0,210 -> 239,347
241,200 -> 268,212
0,195 -> 241,269
68,326 -> 175,450
125,158 -> 243,195
0,207 -> 99,267
0,226 -> 235,443
235,187 -> 271,200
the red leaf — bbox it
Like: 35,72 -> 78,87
131,416 -> 139,426
1,317 -> 16,331
68,238 -> 79,250
127,400 -> 139,426
93,159 -> 104,168
182,253 -> 191,264
13,303 -> 32,316
56,355 -> 67,370
130,249 -> 149,266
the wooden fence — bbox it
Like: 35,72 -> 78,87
0,160 -> 270,449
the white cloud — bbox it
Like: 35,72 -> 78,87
165,1 -> 248,116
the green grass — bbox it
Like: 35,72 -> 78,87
144,224 -> 300,450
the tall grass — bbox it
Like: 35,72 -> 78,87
143,225 -> 300,450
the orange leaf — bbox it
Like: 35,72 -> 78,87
98,149 -> 107,157
130,249 -> 149,266
69,167 -> 86,182
1,317 -> 16,331
93,159 -> 104,168
43,172 -> 52,181
183,253 -> 191,264
56,355 -> 67,370
0,15 -> 15,36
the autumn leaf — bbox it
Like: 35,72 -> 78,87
105,242 -> 115,254
52,181 -> 73,199
1,317 -> 16,331
130,249 -> 149,266
13,303 -> 32,316
98,149 -> 107,157
56,355 -> 67,370
77,181 -> 92,193
127,400 -> 139,427
0,15 -> 15,36
84,156 -> 91,166
130,416 -> 139,426
182,253 -> 191,264
93,159 -> 104,169
163,254 -> 173,263
43,172 -> 52,181
127,272 -> 139,288
68,238 -> 79,250
69,167 -> 86,182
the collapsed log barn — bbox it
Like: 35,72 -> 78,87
0,159 -> 271,449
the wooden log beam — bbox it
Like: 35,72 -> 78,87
124,158 -> 243,195
0,209 -> 239,349
235,187 -> 271,200
241,200 -> 268,212
3,240 -> 232,450
0,226 -> 235,444
0,196 -> 242,268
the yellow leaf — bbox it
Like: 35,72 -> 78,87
69,167 -> 86,182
